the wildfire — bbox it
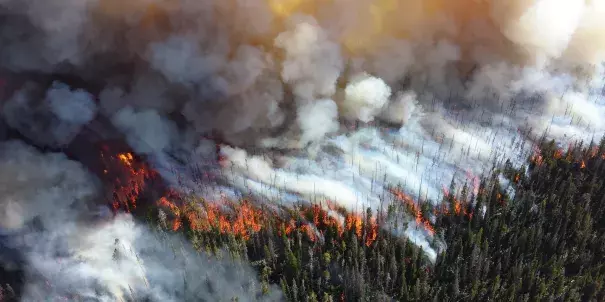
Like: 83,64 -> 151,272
172,219 -> 182,232
186,200 -> 265,240
103,148 -> 385,248
310,203 -> 344,237
308,203 -> 376,246
157,189 -> 380,246
365,217 -> 378,246
102,150 -> 156,213
117,152 -> 134,166
530,146 -> 543,166
300,224 -> 317,242
389,188 -> 435,236
345,214 -> 363,238
438,186 -> 474,222
454,201 -> 461,215
531,144 -> 596,169
157,196 -> 180,215
283,218 -> 296,236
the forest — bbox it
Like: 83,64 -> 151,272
2,137 -> 603,302
124,136 -> 605,302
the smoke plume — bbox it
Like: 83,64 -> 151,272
0,140 -> 282,301
1,0 -> 605,269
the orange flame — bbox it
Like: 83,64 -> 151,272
300,224 -> 317,242
390,188 -> 435,236
312,203 -> 344,237
103,151 -> 156,213
106,149 -> 376,244
117,152 -> 134,166
345,214 -> 363,238
436,185 -> 475,221
365,217 -> 378,246
159,189 -> 378,245
581,160 -> 586,169
454,201 -> 461,215
158,196 -> 180,214
190,200 -> 264,240
423,220 -> 435,235
172,218 -> 182,231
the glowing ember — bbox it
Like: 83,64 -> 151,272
117,152 -> 134,166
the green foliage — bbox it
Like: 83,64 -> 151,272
163,138 -> 605,301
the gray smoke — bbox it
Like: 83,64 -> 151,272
0,140 -> 282,301
0,0 -> 603,147
2,81 -> 97,147
112,106 -> 178,155
1,0 -> 605,265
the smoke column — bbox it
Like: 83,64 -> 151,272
0,0 -> 604,291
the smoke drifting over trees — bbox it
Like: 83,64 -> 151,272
0,0 -> 604,300
0,140 -> 282,301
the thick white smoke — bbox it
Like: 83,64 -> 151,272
275,15 -> 343,101
341,74 -> 392,123
0,140 -> 282,301
296,99 -> 340,145
1,0 -> 605,265
18,215 -> 282,301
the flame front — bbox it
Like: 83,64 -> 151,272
389,188 -> 435,236
102,150 -> 156,213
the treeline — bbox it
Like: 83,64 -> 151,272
155,137 -> 605,301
